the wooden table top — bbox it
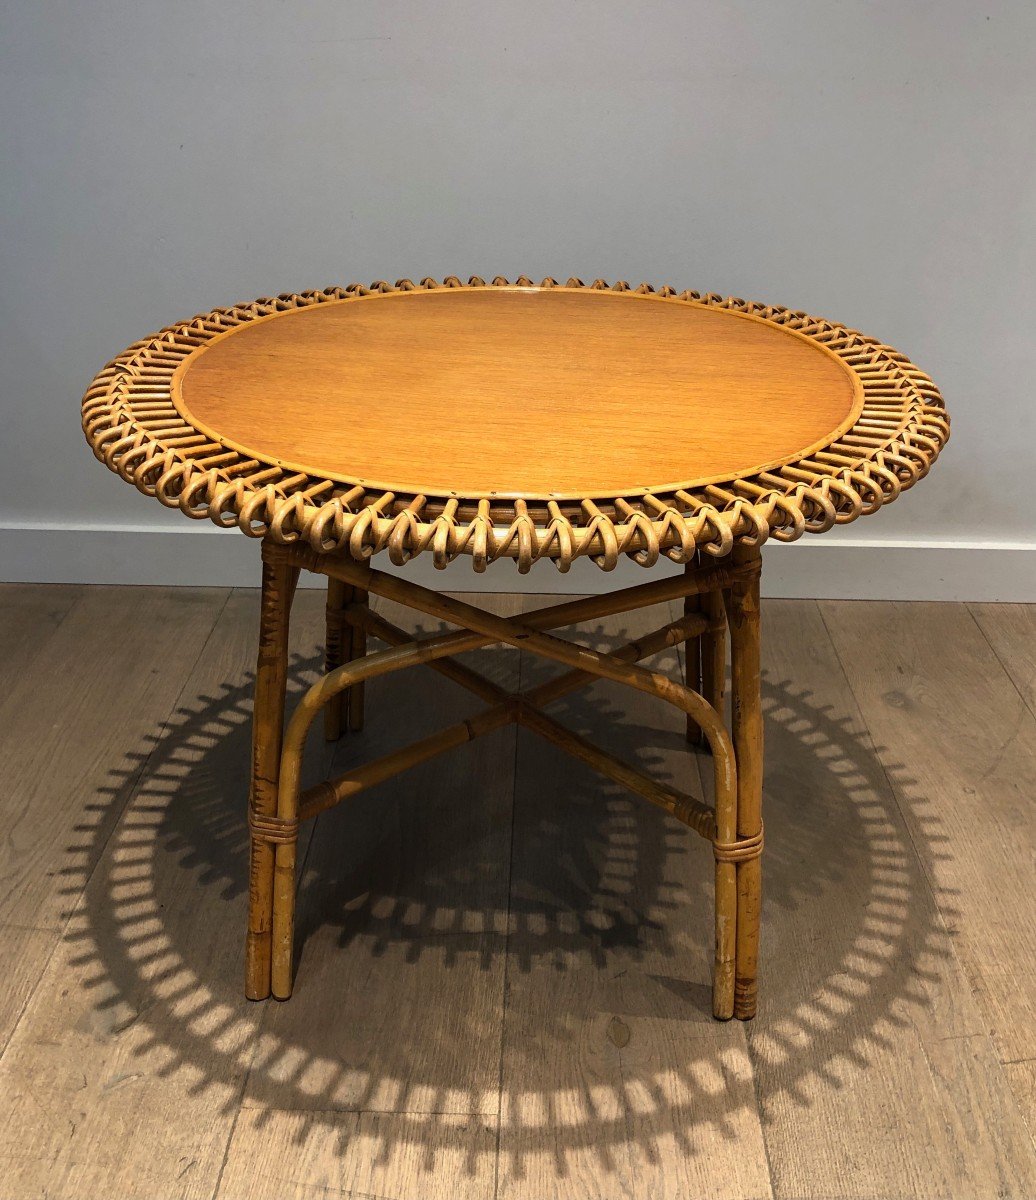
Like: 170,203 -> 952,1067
82,277 -> 949,571
173,287 -> 862,500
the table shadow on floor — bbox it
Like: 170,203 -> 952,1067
60,623 -> 953,1181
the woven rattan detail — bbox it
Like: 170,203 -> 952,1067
712,827 -> 764,864
82,276 -> 949,573
247,809 -> 299,846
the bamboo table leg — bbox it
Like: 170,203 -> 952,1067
324,578 -> 368,739
245,539 -> 300,1000
702,586 -> 726,726
247,548 -> 763,1017
349,586 -> 368,732
324,577 -> 351,742
725,543 -> 764,1020
683,559 -> 703,744
686,557 -> 726,749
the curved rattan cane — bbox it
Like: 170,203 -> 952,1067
82,276 -> 949,573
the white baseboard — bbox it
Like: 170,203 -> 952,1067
1,523 -> 1034,602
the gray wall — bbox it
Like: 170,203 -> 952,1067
2,2 -> 1033,596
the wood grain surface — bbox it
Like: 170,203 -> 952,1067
175,288 -> 861,498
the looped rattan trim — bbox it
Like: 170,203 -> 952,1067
713,826 -> 764,864
82,276 -> 949,572
248,810 -> 300,845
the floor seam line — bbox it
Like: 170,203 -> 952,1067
964,603 -> 1036,723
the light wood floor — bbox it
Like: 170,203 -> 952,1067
0,582 -> 1034,1200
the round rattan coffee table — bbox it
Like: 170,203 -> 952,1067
82,275 -> 949,1020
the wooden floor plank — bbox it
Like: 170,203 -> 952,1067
0,586 -> 230,931
748,599 -> 1036,1199
0,582 -> 84,688
0,584 -> 88,1046
1,584 -> 1034,1199
215,595 -> 521,1199
821,600 -> 1036,1075
497,600 -> 772,1200
0,586 -> 229,1051
1005,1061 -> 1036,1136
215,1108 -> 497,1200
0,588 -> 332,1200
969,602 -> 1036,719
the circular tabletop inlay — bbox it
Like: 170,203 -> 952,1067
83,277 -> 948,570
173,288 -> 863,499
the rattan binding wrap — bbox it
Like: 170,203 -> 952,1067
82,276 -> 949,573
